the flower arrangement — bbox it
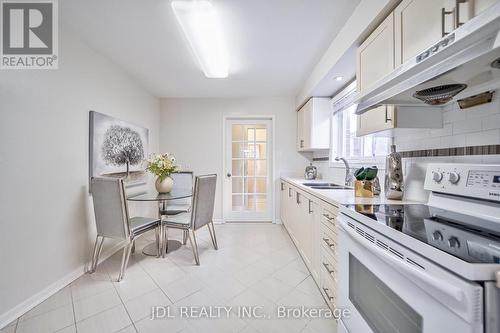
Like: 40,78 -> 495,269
145,153 -> 178,181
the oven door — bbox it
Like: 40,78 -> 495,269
337,214 -> 483,333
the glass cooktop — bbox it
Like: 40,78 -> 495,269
344,204 -> 500,264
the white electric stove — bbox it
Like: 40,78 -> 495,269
337,163 -> 500,333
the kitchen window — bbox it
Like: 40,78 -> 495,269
330,104 -> 390,165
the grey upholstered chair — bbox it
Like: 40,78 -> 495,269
89,177 -> 161,281
162,174 -> 218,265
160,171 -> 194,216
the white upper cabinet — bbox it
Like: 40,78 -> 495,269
297,97 -> 330,151
353,0 -> 496,136
357,105 -> 443,136
359,0 -> 490,92
394,0 -> 455,65
356,13 -> 395,93
357,105 -> 396,136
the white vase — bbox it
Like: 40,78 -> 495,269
155,176 -> 174,193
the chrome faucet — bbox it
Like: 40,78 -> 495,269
335,157 -> 354,186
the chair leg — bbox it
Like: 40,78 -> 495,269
155,225 -> 161,258
89,235 -> 104,273
131,239 -> 136,254
163,226 -> 169,257
182,230 -> 188,245
117,243 -> 132,282
207,221 -> 218,250
160,224 -> 166,258
188,229 -> 200,265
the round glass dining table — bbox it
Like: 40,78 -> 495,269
127,189 -> 192,256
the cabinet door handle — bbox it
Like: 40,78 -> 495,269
322,288 -> 334,302
322,213 -> 334,220
323,238 -> 335,250
288,188 -> 292,197
296,193 -> 301,204
384,106 -> 392,123
323,262 -> 335,275
308,200 -> 313,214
281,183 -> 284,191
300,140 -> 304,148
441,7 -> 455,37
324,216 -> 336,227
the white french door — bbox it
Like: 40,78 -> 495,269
223,117 -> 273,222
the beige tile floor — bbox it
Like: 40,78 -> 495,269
2,224 -> 336,333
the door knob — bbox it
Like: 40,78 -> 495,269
227,173 -> 232,178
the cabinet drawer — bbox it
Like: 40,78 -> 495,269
321,210 -> 337,232
321,245 -> 338,285
321,224 -> 337,258
321,268 -> 337,308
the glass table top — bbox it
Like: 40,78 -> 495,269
127,189 -> 192,201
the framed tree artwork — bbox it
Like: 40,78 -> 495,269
89,111 -> 149,192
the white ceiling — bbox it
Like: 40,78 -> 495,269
62,0 -> 360,98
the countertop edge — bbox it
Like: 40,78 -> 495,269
280,176 -> 424,207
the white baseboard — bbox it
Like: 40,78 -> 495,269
0,240 -> 127,330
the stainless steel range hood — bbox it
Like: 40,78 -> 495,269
355,3 -> 500,115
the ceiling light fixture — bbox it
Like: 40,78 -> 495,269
334,76 -> 344,81
171,0 -> 228,78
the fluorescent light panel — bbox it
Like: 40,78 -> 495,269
171,0 -> 228,78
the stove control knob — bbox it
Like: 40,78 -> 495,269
432,171 -> 444,183
448,237 -> 461,248
448,172 -> 460,184
432,231 -> 443,241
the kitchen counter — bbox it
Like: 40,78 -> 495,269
280,176 -> 423,206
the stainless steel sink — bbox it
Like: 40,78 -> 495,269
302,182 -> 331,186
310,185 -> 350,190
302,182 -> 349,189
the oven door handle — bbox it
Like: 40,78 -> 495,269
339,221 -> 465,304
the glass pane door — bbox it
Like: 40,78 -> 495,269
224,119 -> 272,222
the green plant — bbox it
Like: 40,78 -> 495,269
145,153 -> 178,181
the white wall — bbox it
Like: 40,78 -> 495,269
0,27 -> 160,324
159,98 -> 308,222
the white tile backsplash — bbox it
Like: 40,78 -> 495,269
439,134 -> 466,148
465,129 -> 500,146
443,109 -> 466,124
429,123 -> 453,137
482,113 -> 500,130
452,117 -> 483,134
395,95 -> 500,152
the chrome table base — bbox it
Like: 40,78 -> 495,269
141,200 -> 185,257
142,239 -> 182,256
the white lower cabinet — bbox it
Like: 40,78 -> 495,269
287,187 -> 299,245
280,181 -> 287,226
280,180 -> 339,312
